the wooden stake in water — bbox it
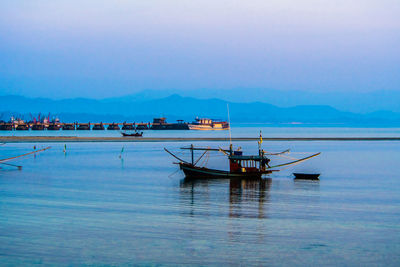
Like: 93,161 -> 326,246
119,146 -> 124,159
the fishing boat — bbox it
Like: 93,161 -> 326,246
121,132 -> 143,137
31,124 -> 44,130
107,123 -> 120,130
76,123 -> 90,130
16,124 -> 29,130
92,123 -> 105,130
47,123 -> 61,130
0,123 -> 13,130
62,123 -> 75,130
188,117 -> 229,130
165,134 -> 320,179
122,122 -> 135,130
136,123 -> 149,130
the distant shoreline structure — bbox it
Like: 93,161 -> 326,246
0,117 -> 231,131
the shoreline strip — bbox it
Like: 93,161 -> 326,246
1,136 -> 399,143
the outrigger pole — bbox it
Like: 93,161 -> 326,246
0,146 -> 51,163
164,148 -> 189,164
267,152 -> 321,169
0,146 -> 51,170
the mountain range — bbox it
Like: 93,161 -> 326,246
105,89 -> 400,114
0,94 -> 399,125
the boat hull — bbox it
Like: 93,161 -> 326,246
180,163 -> 271,179
188,124 -> 229,130
293,173 -> 320,180
121,132 -> 143,137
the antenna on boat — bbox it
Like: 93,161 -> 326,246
227,103 -> 232,148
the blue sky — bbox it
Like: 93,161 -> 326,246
0,0 -> 399,99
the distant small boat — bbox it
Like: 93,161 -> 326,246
121,132 -> 143,137
293,173 -> 320,180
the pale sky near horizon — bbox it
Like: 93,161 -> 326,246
0,0 -> 399,99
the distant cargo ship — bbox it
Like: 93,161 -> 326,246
188,117 -> 230,130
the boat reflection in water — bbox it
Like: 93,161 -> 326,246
180,177 -> 272,219
229,178 -> 272,219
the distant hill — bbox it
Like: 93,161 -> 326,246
105,89 -> 400,114
0,94 -> 399,125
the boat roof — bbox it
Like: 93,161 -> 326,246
229,155 -> 265,161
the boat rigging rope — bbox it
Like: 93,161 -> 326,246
204,152 -> 210,167
194,150 -> 208,166
275,160 -> 304,171
273,154 -> 299,161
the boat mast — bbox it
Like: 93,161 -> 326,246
227,103 -> 232,155
258,130 -> 263,156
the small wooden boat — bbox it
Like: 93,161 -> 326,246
121,132 -> 143,137
293,173 -> 320,180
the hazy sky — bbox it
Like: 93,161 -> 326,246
0,0 -> 399,99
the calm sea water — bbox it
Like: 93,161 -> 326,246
2,125 -> 400,138
0,130 -> 400,266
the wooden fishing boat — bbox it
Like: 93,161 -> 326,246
76,123 -> 90,130
92,123 -> 105,130
121,132 -> 143,137
179,162 -> 274,178
62,123 -> 75,130
122,122 -> 135,130
0,123 -> 13,130
16,124 -> 29,130
165,134 -> 320,179
136,123 -> 149,130
31,123 -> 45,130
107,123 -> 120,130
47,123 -> 61,130
293,173 -> 320,180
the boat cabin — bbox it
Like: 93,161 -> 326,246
229,151 -> 270,173
153,118 -> 167,124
